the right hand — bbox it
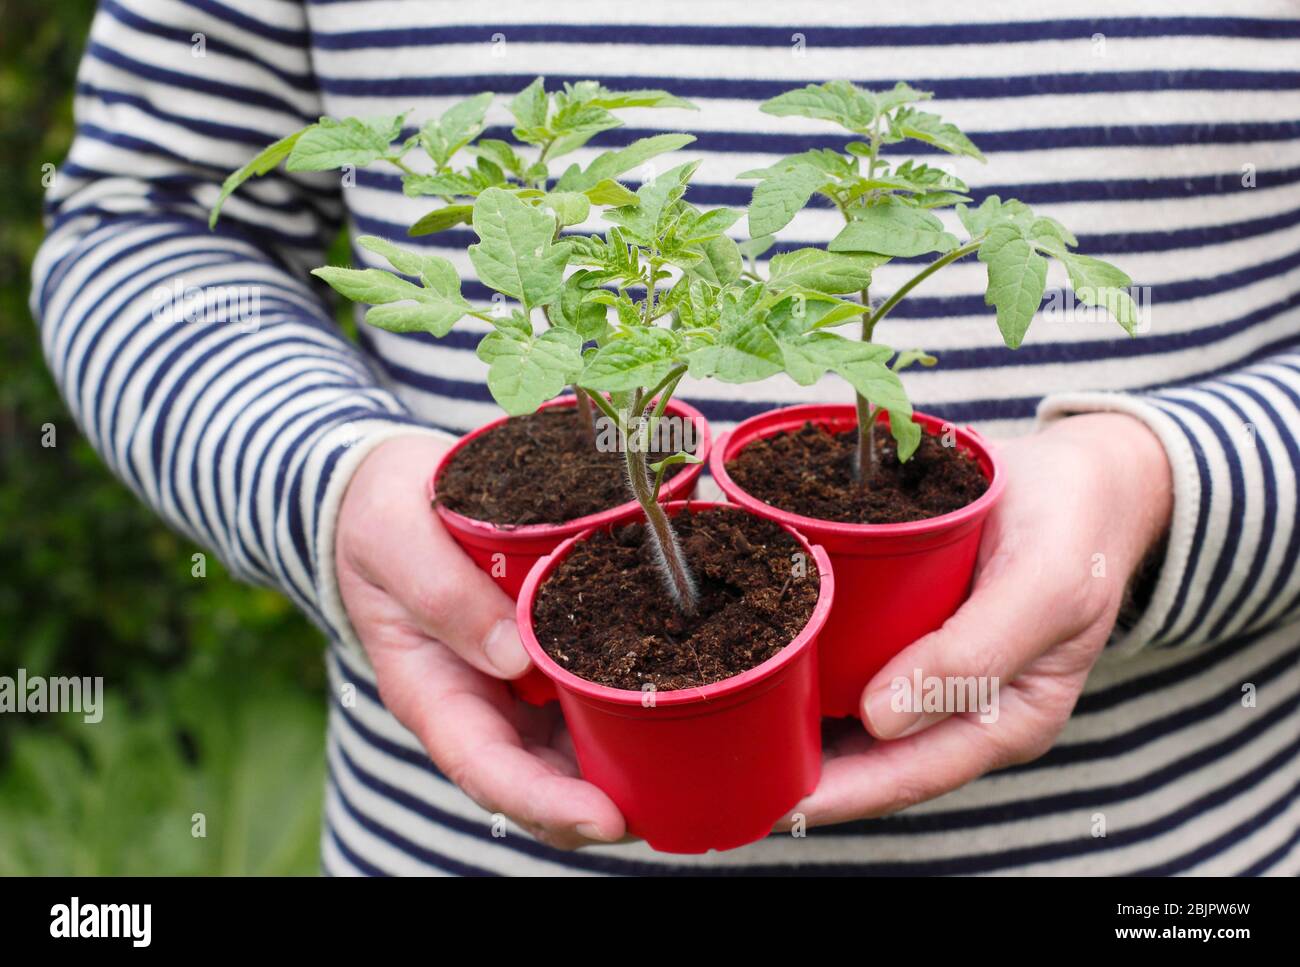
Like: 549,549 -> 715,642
334,434 -> 626,849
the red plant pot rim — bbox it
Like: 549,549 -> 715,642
429,395 -> 712,544
709,403 -> 1005,540
517,500 -> 834,708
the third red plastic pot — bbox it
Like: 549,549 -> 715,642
430,396 -> 712,705
517,502 -> 832,854
709,404 -> 1005,719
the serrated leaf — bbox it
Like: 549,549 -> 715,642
956,195 -> 1034,239
210,126 -> 312,227
541,191 -> 591,226
408,204 -> 475,236
580,327 -> 679,392
585,89 -> 697,111
688,234 -> 743,287
773,330 -> 893,386
1051,249 -> 1138,335
477,326 -> 584,416
312,263 -> 469,338
979,222 -> 1047,349
890,108 -> 985,161
738,235 -> 776,262
767,248 -> 886,294
748,164 -> 832,237
830,198 -> 958,257
759,81 -> 874,132
468,187 -> 569,308
401,173 -> 476,198
285,114 -> 404,171
509,77 -> 549,132
582,178 -> 640,207
605,160 -> 699,240
420,92 -> 493,167
557,133 -> 697,192
889,410 -> 923,462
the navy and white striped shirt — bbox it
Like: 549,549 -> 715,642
34,0 -> 1300,874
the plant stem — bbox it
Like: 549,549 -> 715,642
864,238 -> 982,333
852,286 -> 876,486
572,385 -> 595,435
624,398 -> 698,615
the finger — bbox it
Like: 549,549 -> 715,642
371,627 -> 626,848
348,491 -> 532,680
859,539 -> 1083,740
785,693 -> 1044,828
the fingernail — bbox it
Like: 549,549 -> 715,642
484,619 -> 531,678
863,687 -> 918,740
576,822 -> 617,843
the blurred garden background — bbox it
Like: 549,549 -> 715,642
0,0 -> 329,874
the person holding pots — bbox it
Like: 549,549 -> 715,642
33,0 -> 1300,874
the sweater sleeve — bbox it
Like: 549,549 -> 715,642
1038,348 -> 1300,653
30,0 -> 449,648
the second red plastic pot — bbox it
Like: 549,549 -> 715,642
518,501 -> 833,854
710,404 -> 1004,719
430,396 -> 711,705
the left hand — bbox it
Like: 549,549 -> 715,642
784,412 -> 1174,828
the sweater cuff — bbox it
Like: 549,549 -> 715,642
313,418 -> 457,661
1036,391 -> 1197,655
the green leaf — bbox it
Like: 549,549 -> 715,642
890,108 -> 986,161
889,410 -> 923,462
541,191 -> 591,226
978,222 -> 1048,349
581,178 -> 640,207
509,77 -> 549,131
468,187 -> 570,308
310,266 -> 422,305
472,139 -> 528,178
285,114 -> 405,171
584,88 -> 697,111
772,330 -> 892,387
767,248 -> 886,294
477,326 -> 585,416
312,243 -> 469,338
688,234 -> 743,287
957,195 -> 1034,239
209,126 -> 311,227
1052,250 -> 1138,335
759,81 -> 874,132
580,327 -> 679,392
891,348 -> 939,371
557,133 -> 697,192
648,451 -> 703,473
830,198 -> 959,257
605,160 -> 699,241
408,204 -> 475,236
738,235 -> 777,263
420,92 -> 493,167
401,173 -> 476,198
748,164 -> 832,237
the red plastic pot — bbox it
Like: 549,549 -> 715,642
518,501 -> 832,854
430,396 -> 712,705
710,404 -> 1004,719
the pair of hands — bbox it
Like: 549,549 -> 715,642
335,412 -> 1172,849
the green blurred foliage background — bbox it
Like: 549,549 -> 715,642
0,0 -> 328,874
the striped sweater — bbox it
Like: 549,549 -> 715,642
33,0 -> 1300,874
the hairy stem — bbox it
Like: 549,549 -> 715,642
864,238 -> 982,333
624,388 -> 697,615
852,287 -> 877,487
626,440 -> 698,615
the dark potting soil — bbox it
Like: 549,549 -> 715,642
726,421 -> 989,525
531,508 -> 819,691
436,407 -> 688,526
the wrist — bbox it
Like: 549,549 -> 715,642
1044,412 -> 1174,573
